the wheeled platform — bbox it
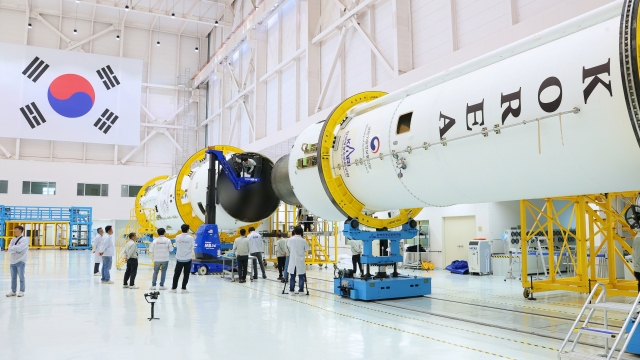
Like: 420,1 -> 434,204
191,259 -> 231,275
334,275 -> 431,301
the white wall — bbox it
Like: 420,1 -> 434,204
414,201 -> 520,269
0,159 -> 171,220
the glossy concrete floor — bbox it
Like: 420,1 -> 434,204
0,251 -> 637,360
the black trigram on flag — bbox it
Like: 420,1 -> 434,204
96,65 -> 120,90
93,109 -> 119,134
22,56 -> 49,83
19,102 -> 46,129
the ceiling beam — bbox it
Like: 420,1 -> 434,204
66,25 -> 115,51
311,0 -> 376,44
65,0 -> 231,27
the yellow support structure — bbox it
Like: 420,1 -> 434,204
266,203 -> 339,268
521,192 -> 639,298
115,208 -> 157,270
4,221 -> 69,249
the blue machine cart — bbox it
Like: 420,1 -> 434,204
191,224 -> 232,275
191,149 -> 261,274
334,219 -> 431,301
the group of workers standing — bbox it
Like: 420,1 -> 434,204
232,225 -> 310,294
91,224 -> 195,293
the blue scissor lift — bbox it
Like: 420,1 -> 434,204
0,205 -> 92,250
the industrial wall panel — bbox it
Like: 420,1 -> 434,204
411,0 -> 452,69
319,32 -> 342,110
515,0 -> 559,23
239,99 -> 252,147
85,143 -> 115,162
280,0 -> 297,60
149,32 -> 179,86
0,137 -> 14,159
298,54 -> 308,121
18,139 -> 51,160
179,35 -> 201,79
123,27 -> 150,83
344,18 -> 371,99
142,135 -> 172,166
147,89 -> 177,122
52,141 -> 84,161
266,77 -> 279,135
28,14 -> 63,49
280,63 -> 296,130
267,16 -> 279,73
0,9 -> 26,45
373,0 -> 395,86
90,22 -> 119,57
455,0 -> 509,49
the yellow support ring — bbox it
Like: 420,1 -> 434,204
135,175 -> 169,232
318,91 -> 422,229
174,145 -> 261,236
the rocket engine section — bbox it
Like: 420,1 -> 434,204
272,1 -> 640,228
138,150 -> 279,236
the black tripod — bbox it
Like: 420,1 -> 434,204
144,292 -> 160,321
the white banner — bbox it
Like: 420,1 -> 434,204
0,42 -> 142,146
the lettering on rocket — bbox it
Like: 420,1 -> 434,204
437,59 -> 614,138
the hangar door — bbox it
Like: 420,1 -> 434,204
444,216 -> 476,265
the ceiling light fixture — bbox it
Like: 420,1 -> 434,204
28,23 -> 32,28
74,2 -> 78,35
214,20 -> 219,26
125,5 -> 129,10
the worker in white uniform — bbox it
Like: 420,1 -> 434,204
288,226 -> 310,295
275,231 -> 288,280
149,228 -> 174,290
6,225 -> 28,297
232,229 -> 251,283
98,226 -> 115,284
350,239 -> 364,276
171,224 -> 195,293
248,227 -> 267,279
242,158 -> 256,177
91,228 -> 104,276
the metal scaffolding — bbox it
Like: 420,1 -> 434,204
521,192 -> 640,298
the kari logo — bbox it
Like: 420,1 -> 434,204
343,138 -> 355,165
370,136 -> 380,154
47,74 -> 95,118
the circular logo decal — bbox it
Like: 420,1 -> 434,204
370,136 -> 380,154
47,74 -> 95,118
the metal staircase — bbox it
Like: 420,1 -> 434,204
558,283 -> 640,359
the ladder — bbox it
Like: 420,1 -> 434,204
558,283 -> 640,359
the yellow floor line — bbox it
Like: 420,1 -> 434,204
242,278 -> 557,355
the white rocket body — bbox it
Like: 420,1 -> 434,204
139,163 -> 250,233
285,4 -> 640,222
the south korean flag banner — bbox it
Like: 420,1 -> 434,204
0,42 -> 142,146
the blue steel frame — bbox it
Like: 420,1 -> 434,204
206,149 -> 259,190
0,205 -> 92,250
342,221 -> 418,265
